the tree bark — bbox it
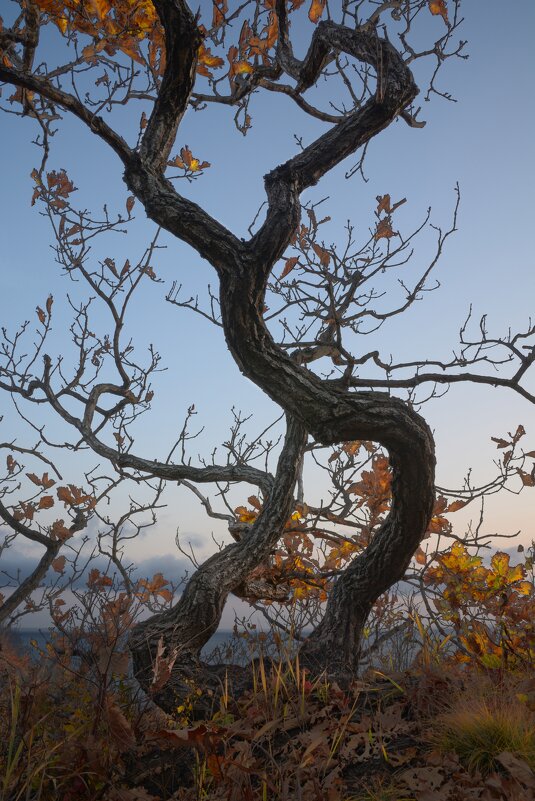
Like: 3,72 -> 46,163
128,416 -> 307,713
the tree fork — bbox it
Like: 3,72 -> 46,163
128,415 -> 307,712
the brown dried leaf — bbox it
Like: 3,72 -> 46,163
38,495 -> 54,509
311,242 -> 330,267
496,751 -> 535,788
105,694 -> 136,752
517,468 -> 535,487
279,256 -> 300,280
50,519 -> 72,541
151,637 -> 179,694
104,257 -> 119,278
512,424 -> 526,443
374,217 -> 396,241
51,555 -> 66,573
446,499 -> 468,513
376,194 -> 392,214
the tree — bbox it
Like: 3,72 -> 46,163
1,0 -> 534,715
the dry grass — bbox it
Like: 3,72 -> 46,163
432,681 -> 535,777
2,630 -> 535,801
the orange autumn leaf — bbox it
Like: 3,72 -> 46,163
374,217 -> 396,241
88,0 -> 111,21
50,519 -> 73,541
308,0 -> 326,23
426,494 -> 451,534
38,495 -> 55,510
428,0 -> 449,24
279,256 -> 300,280
139,572 -> 169,593
212,0 -> 228,27
312,243 -> 330,268
446,499 -> 469,513
414,547 -> 427,565
234,505 -> 258,523
376,194 -> 392,215
348,455 -> 392,515
88,568 -> 113,587
168,145 -> 210,173
27,471 -> 55,489
489,551 -> 524,583
197,43 -> 224,77
376,194 -> 406,216
57,484 -> 94,508
51,555 -> 66,573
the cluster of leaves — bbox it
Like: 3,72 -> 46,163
424,543 -> 535,670
32,0 -> 165,72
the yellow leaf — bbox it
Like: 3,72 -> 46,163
235,60 -> 253,75
56,16 -> 68,35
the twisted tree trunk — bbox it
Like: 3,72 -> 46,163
0,0 -> 437,710
123,12 -> 435,708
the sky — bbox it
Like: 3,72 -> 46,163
1,0 -> 534,628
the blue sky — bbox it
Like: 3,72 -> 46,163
1,1 -> 534,626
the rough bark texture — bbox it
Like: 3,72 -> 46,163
129,416 -> 307,712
